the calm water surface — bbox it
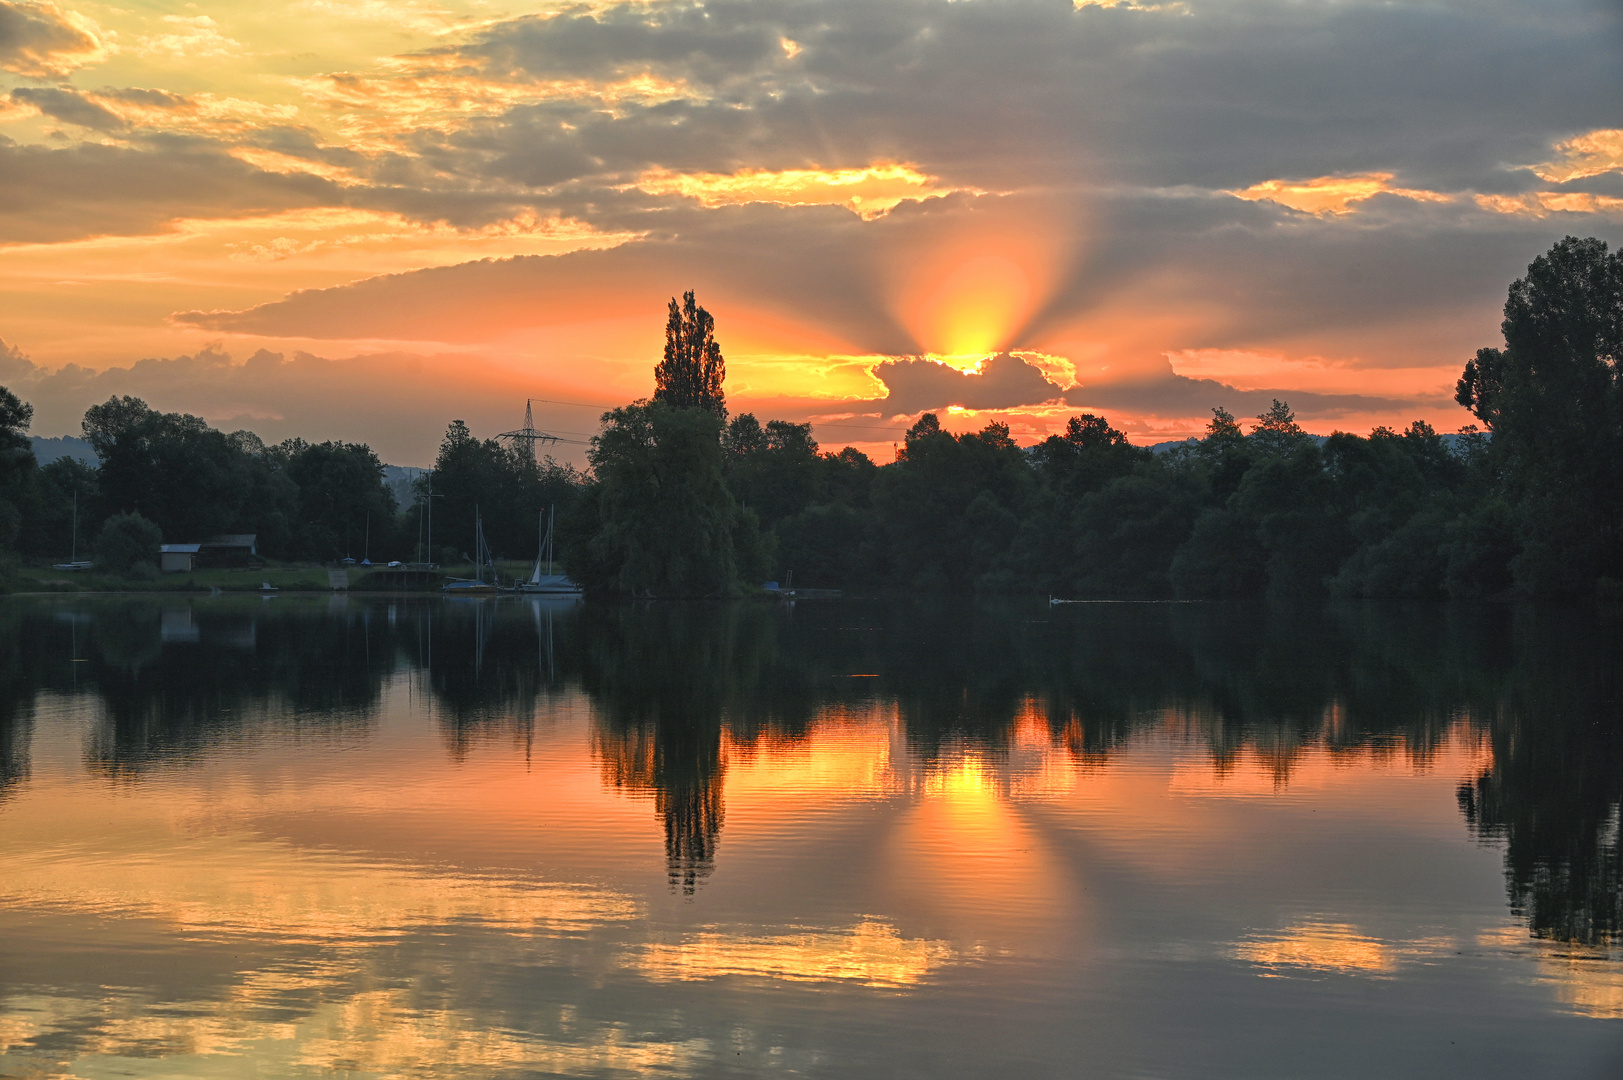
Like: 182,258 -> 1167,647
0,596 -> 1619,1078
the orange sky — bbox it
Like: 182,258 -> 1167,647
1,0 -> 1620,463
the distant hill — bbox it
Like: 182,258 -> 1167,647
30,436 -> 98,466
383,465 -> 427,508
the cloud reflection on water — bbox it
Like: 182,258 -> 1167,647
0,596 -> 1620,1078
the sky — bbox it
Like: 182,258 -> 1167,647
0,0 -> 1619,465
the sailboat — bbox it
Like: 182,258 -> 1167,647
516,506 -> 582,595
440,508 -> 499,594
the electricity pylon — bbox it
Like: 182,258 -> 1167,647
497,399 -> 561,462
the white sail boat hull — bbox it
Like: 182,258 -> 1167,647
516,506 -> 583,594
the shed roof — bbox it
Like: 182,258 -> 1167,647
160,544 -> 202,554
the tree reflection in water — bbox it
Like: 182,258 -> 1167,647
0,594 -> 1616,941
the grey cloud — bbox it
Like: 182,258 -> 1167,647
11,0 -> 1620,249
0,138 -> 339,244
1017,185 -> 1592,360
415,0 -> 1621,196
862,353 -> 1062,416
11,86 -> 122,130
463,6 -> 782,83
0,0 -> 102,78
1063,372 -> 1440,427
97,85 -> 191,110
175,199 -> 943,352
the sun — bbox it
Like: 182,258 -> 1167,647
913,255 -> 1036,358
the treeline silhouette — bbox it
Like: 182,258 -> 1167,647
0,594 -> 1616,939
2,237 -> 1614,596
0,395 -> 581,568
557,235 -> 1620,599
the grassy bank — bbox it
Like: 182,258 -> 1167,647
1,559 -> 542,594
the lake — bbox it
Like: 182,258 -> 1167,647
0,595 -> 1619,1078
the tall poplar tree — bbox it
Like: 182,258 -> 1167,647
653,291 -> 727,421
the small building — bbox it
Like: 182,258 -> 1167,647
159,543 -> 201,573
200,534 -> 258,567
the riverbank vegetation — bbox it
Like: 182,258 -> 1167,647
2,236 -> 1618,599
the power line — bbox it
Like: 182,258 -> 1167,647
529,397 -> 620,410
497,399 -> 563,460
528,395 -> 908,436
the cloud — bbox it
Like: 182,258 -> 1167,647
3,0 -> 1620,447
1527,129 -> 1623,184
173,200 -> 940,353
0,139 -> 341,244
134,14 -> 241,59
0,0 -> 109,78
861,353 -> 1063,415
1474,191 -> 1623,220
632,162 -> 958,219
10,86 -> 123,131
1229,174 -> 1452,217
1061,368 -> 1428,425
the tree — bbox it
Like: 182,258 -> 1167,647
425,421 -> 583,564
1455,236 -> 1623,595
0,385 -> 35,548
93,511 -> 162,576
653,291 -> 727,420
1250,399 -> 1309,457
1195,406 -> 1255,499
279,440 -> 396,561
1030,413 -> 1148,498
873,414 -> 1034,590
21,457 -> 98,559
82,396 -> 286,545
566,401 -> 768,596
724,413 -> 823,528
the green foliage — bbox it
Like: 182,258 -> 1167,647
278,439 -> 397,561
21,457 -> 98,559
1455,236 -> 1623,596
93,512 -> 162,576
653,291 -> 727,420
1170,506 -> 1268,598
82,396 -> 292,547
0,385 -> 35,549
567,401 -> 767,596
426,421 -> 584,564
1249,399 -> 1310,458
871,414 -> 1034,591
1030,413 -> 1149,498
1068,470 -> 1204,597
724,414 -> 823,526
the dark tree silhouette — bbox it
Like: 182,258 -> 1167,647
1455,235 -> 1623,594
653,291 -> 727,420
0,384 -> 35,548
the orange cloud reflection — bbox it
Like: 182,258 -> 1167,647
1235,922 -> 1399,976
636,920 -> 955,988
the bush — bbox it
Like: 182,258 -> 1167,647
93,512 -> 162,575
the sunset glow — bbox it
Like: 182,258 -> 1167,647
0,0 -> 1616,461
